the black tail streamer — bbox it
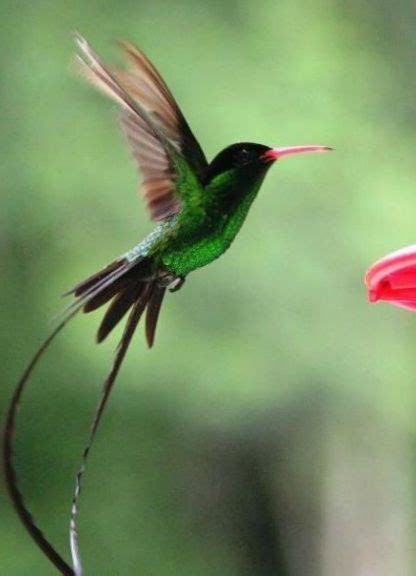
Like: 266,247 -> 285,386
2,306 -> 81,576
3,257 -> 153,574
69,285 -> 151,575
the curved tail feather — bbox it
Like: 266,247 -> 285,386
3,255 -> 166,575
70,286 -> 152,576
3,306 -> 80,575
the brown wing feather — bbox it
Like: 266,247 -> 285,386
120,112 -> 179,220
75,35 -> 207,221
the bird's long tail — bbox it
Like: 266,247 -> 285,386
67,257 -> 166,575
3,254 -> 166,576
67,255 -> 166,348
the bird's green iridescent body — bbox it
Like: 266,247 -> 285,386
160,187 -> 260,276
126,160 -> 268,278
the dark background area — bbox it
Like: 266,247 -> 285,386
1,1 -> 415,574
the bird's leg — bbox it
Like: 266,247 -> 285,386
168,276 -> 185,292
158,274 -> 186,292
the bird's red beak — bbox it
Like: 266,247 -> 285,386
262,145 -> 332,162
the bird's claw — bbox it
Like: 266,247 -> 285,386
158,274 -> 185,292
168,276 -> 185,292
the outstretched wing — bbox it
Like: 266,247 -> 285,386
75,34 -> 208,221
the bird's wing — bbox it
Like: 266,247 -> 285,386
75,35 -> 208,221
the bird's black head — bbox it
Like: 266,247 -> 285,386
205,142 -> 272,183
205,142 -> 332,185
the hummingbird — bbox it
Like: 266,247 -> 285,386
68,35 -> 331,347
3,35 -> 331,576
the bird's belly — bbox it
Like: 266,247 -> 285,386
161,191 -> 256,277
161,232 -> 232,276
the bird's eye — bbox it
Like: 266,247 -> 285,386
236,148 -> 252,165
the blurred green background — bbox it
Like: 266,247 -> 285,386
1,1 -> 416,574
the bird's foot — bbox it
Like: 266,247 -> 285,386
168,276 -> 185,292
158,274 -> 186,292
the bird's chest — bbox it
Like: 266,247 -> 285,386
161,196 -> 255,276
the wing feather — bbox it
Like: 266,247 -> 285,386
75,35 -> 207,221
